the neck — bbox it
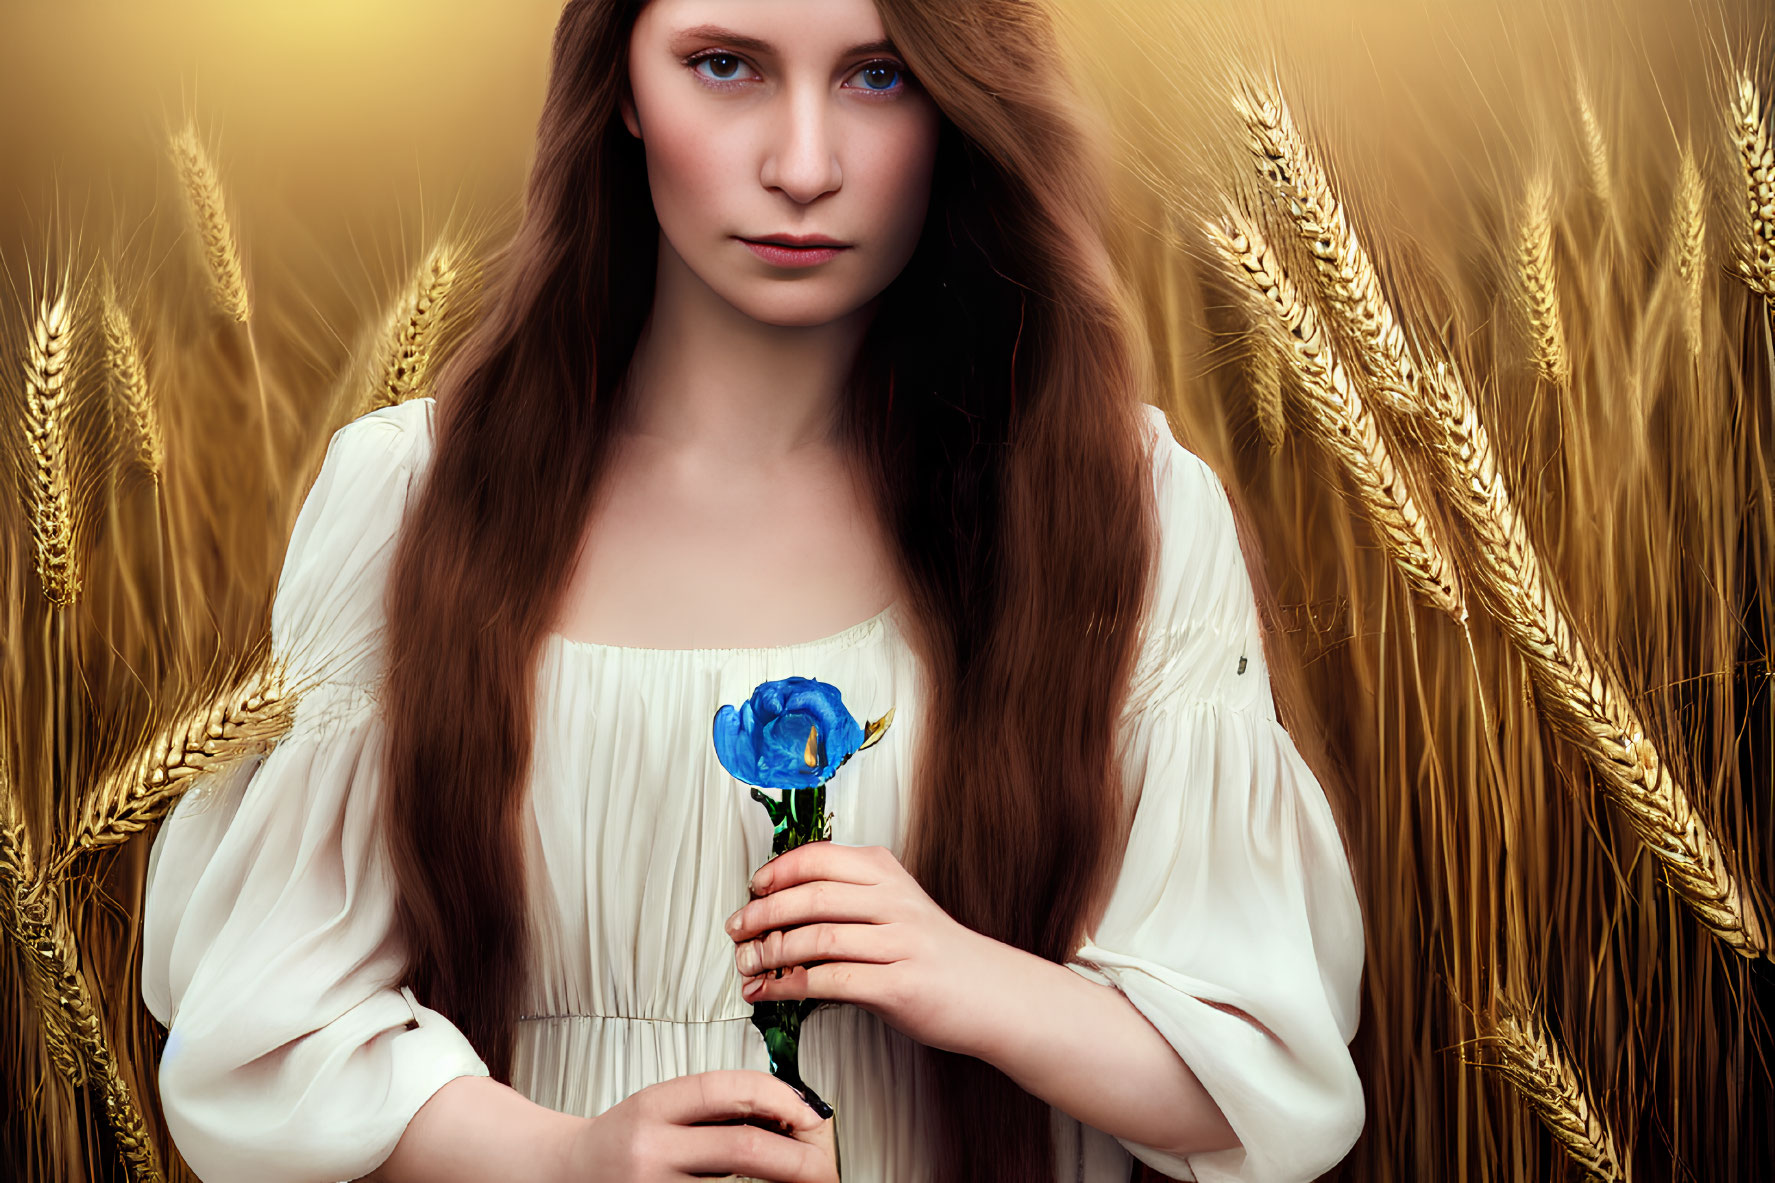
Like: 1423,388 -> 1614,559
619,233 -> 874,462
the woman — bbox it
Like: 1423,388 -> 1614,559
141,1 -> 1366,1181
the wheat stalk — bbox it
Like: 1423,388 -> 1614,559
1671,147 -> 1706,361
366,240 -> 463,414
1471,1002 -> 1630,1182
101,287 -> 163,479
53,657 -> 297,875
1729,71 -> 1775,301
1233,79 -> 1421,416
1414,353 -> 1764,956
170,125 -> 251,323
1518,174 -> 1572,386
1206,207 -> 1467,623
23,274 -> 83,609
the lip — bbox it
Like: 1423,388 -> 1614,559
738,236 -> 851,269
744,233 -> 849,247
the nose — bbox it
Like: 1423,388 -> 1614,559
758,84 -> 843,204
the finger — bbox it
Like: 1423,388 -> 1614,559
744,959 -> 884,1008
670,1122 -> 833,1182
751,841 -> 894,896
738,921 -> 901,980
657,1069 -> 825,1132
731,880 -> 888,942
741,961 -> 811,1001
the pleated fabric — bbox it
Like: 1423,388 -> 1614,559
141,396 -> 1364,1183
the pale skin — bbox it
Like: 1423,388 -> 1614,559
727,843 -> 1245,1157
367,1 -> 1238,1179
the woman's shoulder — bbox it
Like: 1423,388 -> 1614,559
1137,401 -> 1232,526
280,395 -> 438,597
271,396 -> 439,688
1131,401 -> 1268,711
1135,401 -> 1245,586
327,394 -> 438,465
293,396 -> 438,537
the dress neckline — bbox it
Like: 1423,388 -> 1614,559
549,599 -> 902,659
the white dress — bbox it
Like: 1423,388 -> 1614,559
141,396 -> 1364,1183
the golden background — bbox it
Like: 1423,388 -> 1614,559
1,2 -> 1771,1181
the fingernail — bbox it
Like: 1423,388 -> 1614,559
796,1089 -> 833,1120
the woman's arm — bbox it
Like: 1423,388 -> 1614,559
727,839 -> 1241,1157
361,1076 -> 581,1183
728,840 -> 1242,1158
956,938 -> 1241,1158
365,1070 -> 840,1183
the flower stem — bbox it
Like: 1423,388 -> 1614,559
745,784 -> 840,1170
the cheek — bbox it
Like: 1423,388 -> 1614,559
640,108 -> 744,234
854,119 -> 941,246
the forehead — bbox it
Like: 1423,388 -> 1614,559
637,0 -> 892,50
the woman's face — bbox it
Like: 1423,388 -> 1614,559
622,0 -> 942,329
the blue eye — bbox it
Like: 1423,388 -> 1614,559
685,51 -> 907,94
692,53 -> 758,83
848,60 -> 904,92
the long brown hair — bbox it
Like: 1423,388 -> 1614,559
379,2 -> 1156,1179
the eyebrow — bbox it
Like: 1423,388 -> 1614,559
671,23 -> 900,59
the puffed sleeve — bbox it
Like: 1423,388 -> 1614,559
1063,404 -> 1365,1183
140,396 -> 490,1183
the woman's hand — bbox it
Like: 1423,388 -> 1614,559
724,842 -> 1003,1056
559,1068 -> 837,1182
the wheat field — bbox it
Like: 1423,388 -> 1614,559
1,2 -> 1771,1180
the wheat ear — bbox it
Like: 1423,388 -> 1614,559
1234,79 -> 1762,956
53,657 -> 296,874
170,125 -> 251,323
101,286 -> 163,479
366,240 -> 463,414
1205,207 -> 1467,623
1415,354 -> 1764,956
0,763 -> 78,1115
1233,80 -> 1420,415
1471,1002 -> 1630,1183
2,738 -> 162,1180
4,884 -> 164,1182
23,274 -> 82,608
0,739 -> 33,898
1671,148 -> 1707,361
0,738 -> 77,1090
1576,83 -> 1617,223
1729,71 -> 1775,301
1518,174 -> 1571,386
1244,304 -> 1287,454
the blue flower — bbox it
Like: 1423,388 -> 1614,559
713,676 -> 868,790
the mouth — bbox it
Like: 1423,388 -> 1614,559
737,236 -> 852,269
740,234 -> 851,249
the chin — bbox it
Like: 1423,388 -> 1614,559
724,286 -> 874,329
